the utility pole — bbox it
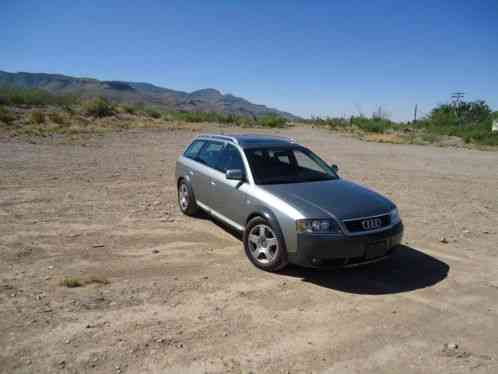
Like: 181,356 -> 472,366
451,92 -> 465,107
413,104 -> 418,123
451,92 -> 465,126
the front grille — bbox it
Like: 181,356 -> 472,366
343,214 -> 391,233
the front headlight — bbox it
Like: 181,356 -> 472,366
390,208 -> 401,225
296,219 -> 343,235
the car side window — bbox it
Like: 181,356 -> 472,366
195,141 -> 224,168
184,140 -> 205,159
217,144 -> 245,173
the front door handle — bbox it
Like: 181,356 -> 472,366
188,170 -> 194,176
210,180 -> 216,186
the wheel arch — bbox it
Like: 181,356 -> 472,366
246,206 -> 287,252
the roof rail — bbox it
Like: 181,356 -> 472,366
240,133 -> 296,143
197,133 -> 238,144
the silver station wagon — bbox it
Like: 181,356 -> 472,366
175,133 -> 403,271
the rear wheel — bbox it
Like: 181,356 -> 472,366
244,216 -> 288,272
177,180 -> 199,216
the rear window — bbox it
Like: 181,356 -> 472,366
184,140 -> 205,159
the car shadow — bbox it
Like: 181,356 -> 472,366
280,245 -> 449,295
195,210 -> 244,240
194,213 -> 449,295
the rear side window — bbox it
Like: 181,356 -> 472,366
217,144 -> 245,173
184,140 -> 205,159
196,141 -> 224,169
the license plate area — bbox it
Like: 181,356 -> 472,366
365,240 -> 388,259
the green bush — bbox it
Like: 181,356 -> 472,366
419,100 -> 497,146
0,86 -> 78,106
48,111 -> 65,124
256,115 -> 287,128
121,104 -> 136,114
144,107 -> 161,118
0,106 -> 15,125
82,97 -> 114,118
29,110 -> 45,124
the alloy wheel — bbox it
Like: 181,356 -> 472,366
248,224 -> 279,264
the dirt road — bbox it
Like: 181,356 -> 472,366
1,126 -> 497,373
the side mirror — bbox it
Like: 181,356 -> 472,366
226,169 -> 244,181
331,164 -> 339,173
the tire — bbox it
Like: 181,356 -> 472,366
177,179 -> 199,216
243,216 -> 288,272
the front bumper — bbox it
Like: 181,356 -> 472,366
289,222 -> 404,268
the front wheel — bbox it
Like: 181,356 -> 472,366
243,216 -> 288,272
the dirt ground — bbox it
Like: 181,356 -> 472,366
1,125 -> 497,374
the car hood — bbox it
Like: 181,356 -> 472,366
261,179 -> 395,220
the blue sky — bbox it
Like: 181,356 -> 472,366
2,0 -> 497,120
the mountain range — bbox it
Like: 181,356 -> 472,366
0,70 -> 299,120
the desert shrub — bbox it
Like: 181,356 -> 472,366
82,97 -> 114,118
61,276 -> 82,288
0,106 -> 15,125
256,115 -> 287,128
121,104 -> 136,114
62,105 -> 75,116
144,107 -> 161,118
0,86 -> 78,106
311,116 -> 351,130
352,116 -> 394,133
419,100 -> 497,146
29,110 -> 45,124
48,111 -> 65,124
60,276 -> 109,288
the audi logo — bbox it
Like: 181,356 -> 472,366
361,218 -> 382,230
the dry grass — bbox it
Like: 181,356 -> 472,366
60,275 -> 110,288
364,132 -> 406,144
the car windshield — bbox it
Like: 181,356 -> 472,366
244,146 -> 338,185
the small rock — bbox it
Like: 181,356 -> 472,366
445,342 -> 458,350
92,244 -> 105,248
223,332 -> 228,337
168,218 -> 175,223
440,237 -> 448,244
48,266 -> 54,270
156,338 -> 165,343
152,249 -> 160,254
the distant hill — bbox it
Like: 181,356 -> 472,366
0,71 -> 299,120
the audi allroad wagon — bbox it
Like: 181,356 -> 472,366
175,133 -> 403,271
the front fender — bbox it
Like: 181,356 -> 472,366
247,205 -> 297,255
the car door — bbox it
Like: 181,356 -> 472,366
190,140 -> 225,206
209,143 -> 248,228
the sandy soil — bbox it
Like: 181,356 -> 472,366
1,125 -> 497,374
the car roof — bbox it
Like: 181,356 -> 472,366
196,133 -> 298,149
